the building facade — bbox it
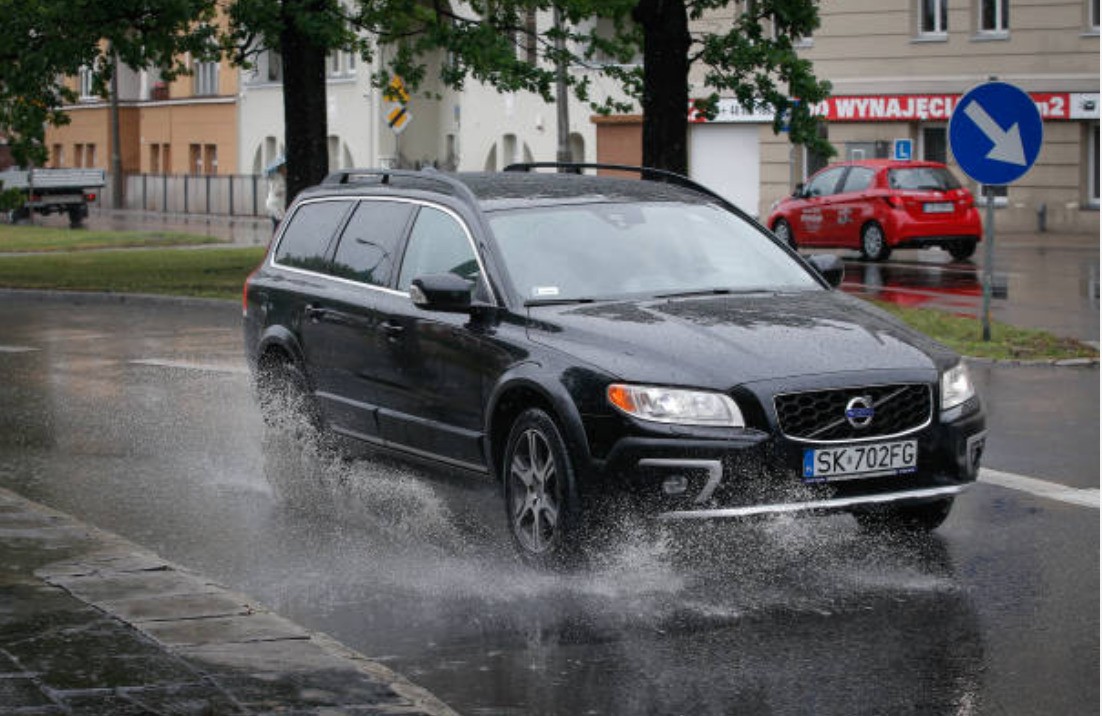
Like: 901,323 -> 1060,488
686,0 -> 1099,232
45,55 -> 240,179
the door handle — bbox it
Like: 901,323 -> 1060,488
305,304 -> 327,321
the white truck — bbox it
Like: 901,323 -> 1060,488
0,168 -> 106,228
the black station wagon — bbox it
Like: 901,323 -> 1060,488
243,164 -> 986,564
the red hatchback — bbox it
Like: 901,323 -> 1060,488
766,159 -> 982,261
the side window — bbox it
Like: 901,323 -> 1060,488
273,201 -> 350,272
329,200 -> 414,287
805,167 -> 845,197
397,207 -> 480,290
840,167 -> 876,193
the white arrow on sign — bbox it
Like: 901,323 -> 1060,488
963,100 -> 1027,166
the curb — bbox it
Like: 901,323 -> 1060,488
0,486 -> 458,716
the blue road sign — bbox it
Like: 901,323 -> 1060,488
893,139 -> 913,161
949,81 -> 1043,185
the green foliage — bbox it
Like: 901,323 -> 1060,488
0,0 -> 219,165
0,188 -> 24,213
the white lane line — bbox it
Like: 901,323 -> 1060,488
128,358 -> 249,375
979,468 -> 1100,509
0,345 -> 40,353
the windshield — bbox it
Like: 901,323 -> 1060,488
888,167 -> 961,191
487,201 -> 822,304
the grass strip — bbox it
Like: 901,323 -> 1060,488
0,246 -> 265,300
872,300 -> 1098,362
0,224 -> 222,253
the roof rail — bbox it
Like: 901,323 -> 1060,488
320,167 -> 481,211
502,162 -> 743,216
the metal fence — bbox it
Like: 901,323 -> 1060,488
98,174 -> 271,217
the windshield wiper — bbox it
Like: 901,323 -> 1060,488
654,288 -> 769,299
524,297 -> 599,307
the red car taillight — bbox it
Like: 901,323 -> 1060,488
881,195 -> 904,209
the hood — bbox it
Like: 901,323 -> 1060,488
526,291 -> 957,388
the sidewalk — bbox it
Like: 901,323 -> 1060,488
0,486 -> 457,716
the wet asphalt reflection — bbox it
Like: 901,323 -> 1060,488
0,297 -> 1097,715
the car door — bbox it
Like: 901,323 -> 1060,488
303,199 -> 415,440
796,166 -> 846,246
268,198 -> 354,397
830,165 -> 877,248
372,204 -> 510,471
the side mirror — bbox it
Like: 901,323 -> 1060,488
793,183 -> 805,198
807,254 -> 845,288
410,273 -> 474,313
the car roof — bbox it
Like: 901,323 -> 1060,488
295,170 -> 716,212
828,159 -> 949,170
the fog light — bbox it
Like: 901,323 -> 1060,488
662,475 -> 689,496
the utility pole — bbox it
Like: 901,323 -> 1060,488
109,49 -> 123,209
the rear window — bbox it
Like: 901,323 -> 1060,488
274,200 -> 350,272
888,167 -> 961,191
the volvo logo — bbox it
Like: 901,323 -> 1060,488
845,396 -> 876,429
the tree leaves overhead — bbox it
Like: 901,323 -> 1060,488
0,0 -> 218,165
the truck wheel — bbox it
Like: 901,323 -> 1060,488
68,206 -> 87,229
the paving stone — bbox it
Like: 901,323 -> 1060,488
47,569 -> 221,604
143,613 -> 310,648
99,591 -> 259,624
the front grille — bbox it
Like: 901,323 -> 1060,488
774,384 -> 932,443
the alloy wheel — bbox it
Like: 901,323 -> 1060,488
508,428 -> 561,555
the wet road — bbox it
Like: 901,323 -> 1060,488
0,296 -> 1097,715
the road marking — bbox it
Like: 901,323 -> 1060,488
979,468 -> 1099,509
0,345 -> 40,353
128,358 -> 249,375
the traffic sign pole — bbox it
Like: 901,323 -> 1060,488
949,79 -> 1043,342
982,187 -> 996,341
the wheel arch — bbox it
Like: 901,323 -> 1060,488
485,368 -> 592,485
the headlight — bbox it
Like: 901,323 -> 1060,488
940,362 -> 975,410
607,384 -> 745,427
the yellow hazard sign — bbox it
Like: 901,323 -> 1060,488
386,104 -> 412,134
384,75 -> 410,105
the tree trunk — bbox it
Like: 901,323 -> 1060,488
280,1 -> 329,205
633,0 -> 691,174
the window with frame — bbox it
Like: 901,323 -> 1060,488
805,166 -> 846,197
397,207 -> 481,291
1089,123 -> 1100,207
1091,0 -> 1100,31
979,0 -> 1009,33
194,61 -> 219,96
78,68 -> 96,99
919,0 -> 948,35
840,167 -> 876,193
274,201 -> 351,272
330,201 -> 414,287
921,126 -> 948,164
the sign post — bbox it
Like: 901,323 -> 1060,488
949,80 -> 1043,341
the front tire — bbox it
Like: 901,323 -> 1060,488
860,222 -> 891,262
853,497 -> 954,533
502,408 -> 581,567
773,218 -> 796,249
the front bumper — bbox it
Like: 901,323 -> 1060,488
593,406 -> 986,521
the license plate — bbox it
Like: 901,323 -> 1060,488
923,202 -> 954,213
803,440 -> 918,482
